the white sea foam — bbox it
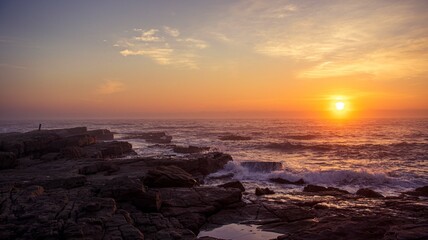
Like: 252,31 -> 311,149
209,161 -> 420,192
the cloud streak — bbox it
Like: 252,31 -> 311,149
96,80 -> 125,95
115,26 -> 208,69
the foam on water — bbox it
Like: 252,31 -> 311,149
208,161 -> 422,194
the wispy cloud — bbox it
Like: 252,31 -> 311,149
115,26 -> 208,69
96,80 -> 125,95
0,63 -> 27,70
220,0 -> 428,79
134,29 -> 163,42
163,26 -> 180,37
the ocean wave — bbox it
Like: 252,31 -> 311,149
209,162 -> 417,189
283,134 -> 318,140
265,142 -> 331,152
264,141 -> 428,160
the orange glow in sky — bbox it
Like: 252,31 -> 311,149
1,1 -> 428,119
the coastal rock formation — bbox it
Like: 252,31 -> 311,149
1,126 -> 428,240
0,127 -> 131,160
143,165 -> 198,188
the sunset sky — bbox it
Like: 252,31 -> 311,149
1,0 -> 428,119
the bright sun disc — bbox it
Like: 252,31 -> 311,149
335,102 -> 345,111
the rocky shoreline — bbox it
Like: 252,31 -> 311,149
1,127 -> 427,240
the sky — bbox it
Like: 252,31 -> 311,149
1,0 -> 428,119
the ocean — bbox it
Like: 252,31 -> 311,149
1,118 -> 427,196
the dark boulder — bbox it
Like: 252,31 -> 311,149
356,188 -> 384,198
0,151 -> 18,169
218,181 -> 245,192
405,186 -> 428,197
144,165 -> 198,188
255,187 -> 275,196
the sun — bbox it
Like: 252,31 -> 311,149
335,101 -> 345,111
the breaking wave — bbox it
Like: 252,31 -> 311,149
209,161 -> 419,189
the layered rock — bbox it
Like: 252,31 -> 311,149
0,127 -> 129,161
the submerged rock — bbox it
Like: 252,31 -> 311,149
356,188 -> 384,198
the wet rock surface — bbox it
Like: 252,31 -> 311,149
0,127 -> 427,240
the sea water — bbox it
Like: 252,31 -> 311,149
1,118 -> 427,195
